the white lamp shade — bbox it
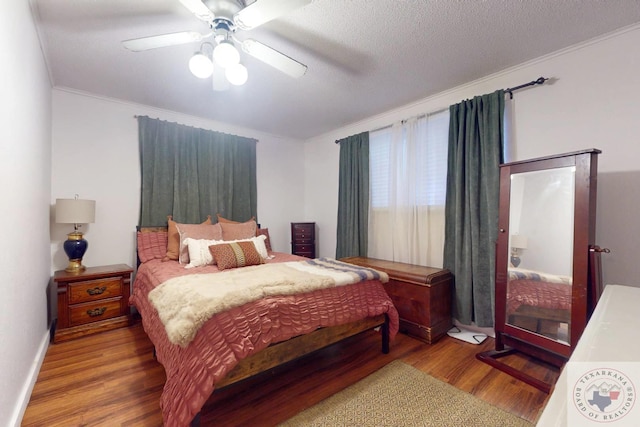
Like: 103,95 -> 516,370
213,41 -> 240,68
56,199 -> 96,224
225,63 -> 248,86
189,53 -> 214,78
511,234 -> 528,249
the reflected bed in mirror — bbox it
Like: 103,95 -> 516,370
506,267 -> 572,344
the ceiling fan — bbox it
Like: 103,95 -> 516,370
122,0 -> 311,87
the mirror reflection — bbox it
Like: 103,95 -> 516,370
506,166 -> 575,344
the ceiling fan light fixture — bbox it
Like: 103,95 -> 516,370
225,63 -> 248,86
213,41 -> 240,68
189,51 -> 214,78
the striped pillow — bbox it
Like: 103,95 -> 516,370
209,241 -> 264,270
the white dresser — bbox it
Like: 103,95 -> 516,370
537,284 -> 640,426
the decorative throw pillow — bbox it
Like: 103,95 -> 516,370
177,222 -> 223,264
208,241 -> 264,270
164,215 -> 211,261
183,238 -> 222,268
209,235 -> 268,259
220,220 -> 258,241
137,231 -> 168,263
256,228 -> 272,252
216,214 -> 256,224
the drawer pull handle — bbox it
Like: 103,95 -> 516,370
87,286 -> 107,296
87,307 -> 107,317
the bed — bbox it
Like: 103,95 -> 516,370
130,222 -> 399,426
506,267 -> 572,339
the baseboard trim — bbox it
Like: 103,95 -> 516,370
9,326 -> 50,427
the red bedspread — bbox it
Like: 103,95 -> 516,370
506,279 -> 572,314
130,254 -> 399,426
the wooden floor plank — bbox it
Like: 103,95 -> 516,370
23,322 -> 557,426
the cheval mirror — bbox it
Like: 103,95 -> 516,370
477,149 -> 605,393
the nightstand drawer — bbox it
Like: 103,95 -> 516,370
69,298 -> 123,327
292,229 -> 313,240
292,244 -> 314,253
68,277 -> 123,304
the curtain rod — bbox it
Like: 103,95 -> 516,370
334,107 -> 449,144
504,76 -> 548,99
334,76 -> 548,144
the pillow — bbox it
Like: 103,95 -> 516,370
209,241 -> 264,270
220,220 -> 257,241
216,214 -> 256,224
182,235 -> 267,268
177,223 -> 223,264
225,235 -> 268,259
256,228 -> 272,252
137,231 -> 168,263
164,215 -> 211,261
183,238 -> 221,268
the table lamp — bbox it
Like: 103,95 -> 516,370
510,234 -> 528,268
56,197 -> 96,273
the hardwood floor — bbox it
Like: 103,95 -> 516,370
23,322 -> 558,426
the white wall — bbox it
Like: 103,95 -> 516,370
51,90 -> 305,275
305,24 -> 640,288
0,2 -> 52,426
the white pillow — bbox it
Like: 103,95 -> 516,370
184,238 -> 221,268
183,235 -> 268,269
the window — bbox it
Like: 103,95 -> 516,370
370,111 -> 449,208
368,109 -> 449,266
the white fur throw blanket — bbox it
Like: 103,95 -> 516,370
148,258 -> 388,347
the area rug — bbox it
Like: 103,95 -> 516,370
278,360 -> 532,427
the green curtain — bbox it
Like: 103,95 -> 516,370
335,132 -> 369,259
443,90 -> 504,327
138,116 -> 257,227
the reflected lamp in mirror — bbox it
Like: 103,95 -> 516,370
510,234 -> 528,268
56,197 -> 96,273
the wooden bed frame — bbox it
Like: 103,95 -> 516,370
135,226 -> 390,426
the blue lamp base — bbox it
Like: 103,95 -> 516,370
64,231 -> 88,273
510,255 -> 521,268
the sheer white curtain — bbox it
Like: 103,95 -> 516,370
368,111 -> 449,267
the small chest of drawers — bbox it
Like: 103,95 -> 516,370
291,222 -> 316,258
54,264 -> 133,343
340,257 -> 452,344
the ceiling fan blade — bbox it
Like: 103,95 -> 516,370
178,0 -> 214,22
234,0 -> 312,30
240,39 -> 307,78
122,31 -> 208,51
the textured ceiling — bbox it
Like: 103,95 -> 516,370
31,0 -> 640,139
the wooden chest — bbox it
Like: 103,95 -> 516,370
340,257 -> 452,344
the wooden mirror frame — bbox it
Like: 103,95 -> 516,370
477,149 -> 601,393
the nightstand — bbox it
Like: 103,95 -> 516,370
291,222 -> 316,258
53,264 -> 133,343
